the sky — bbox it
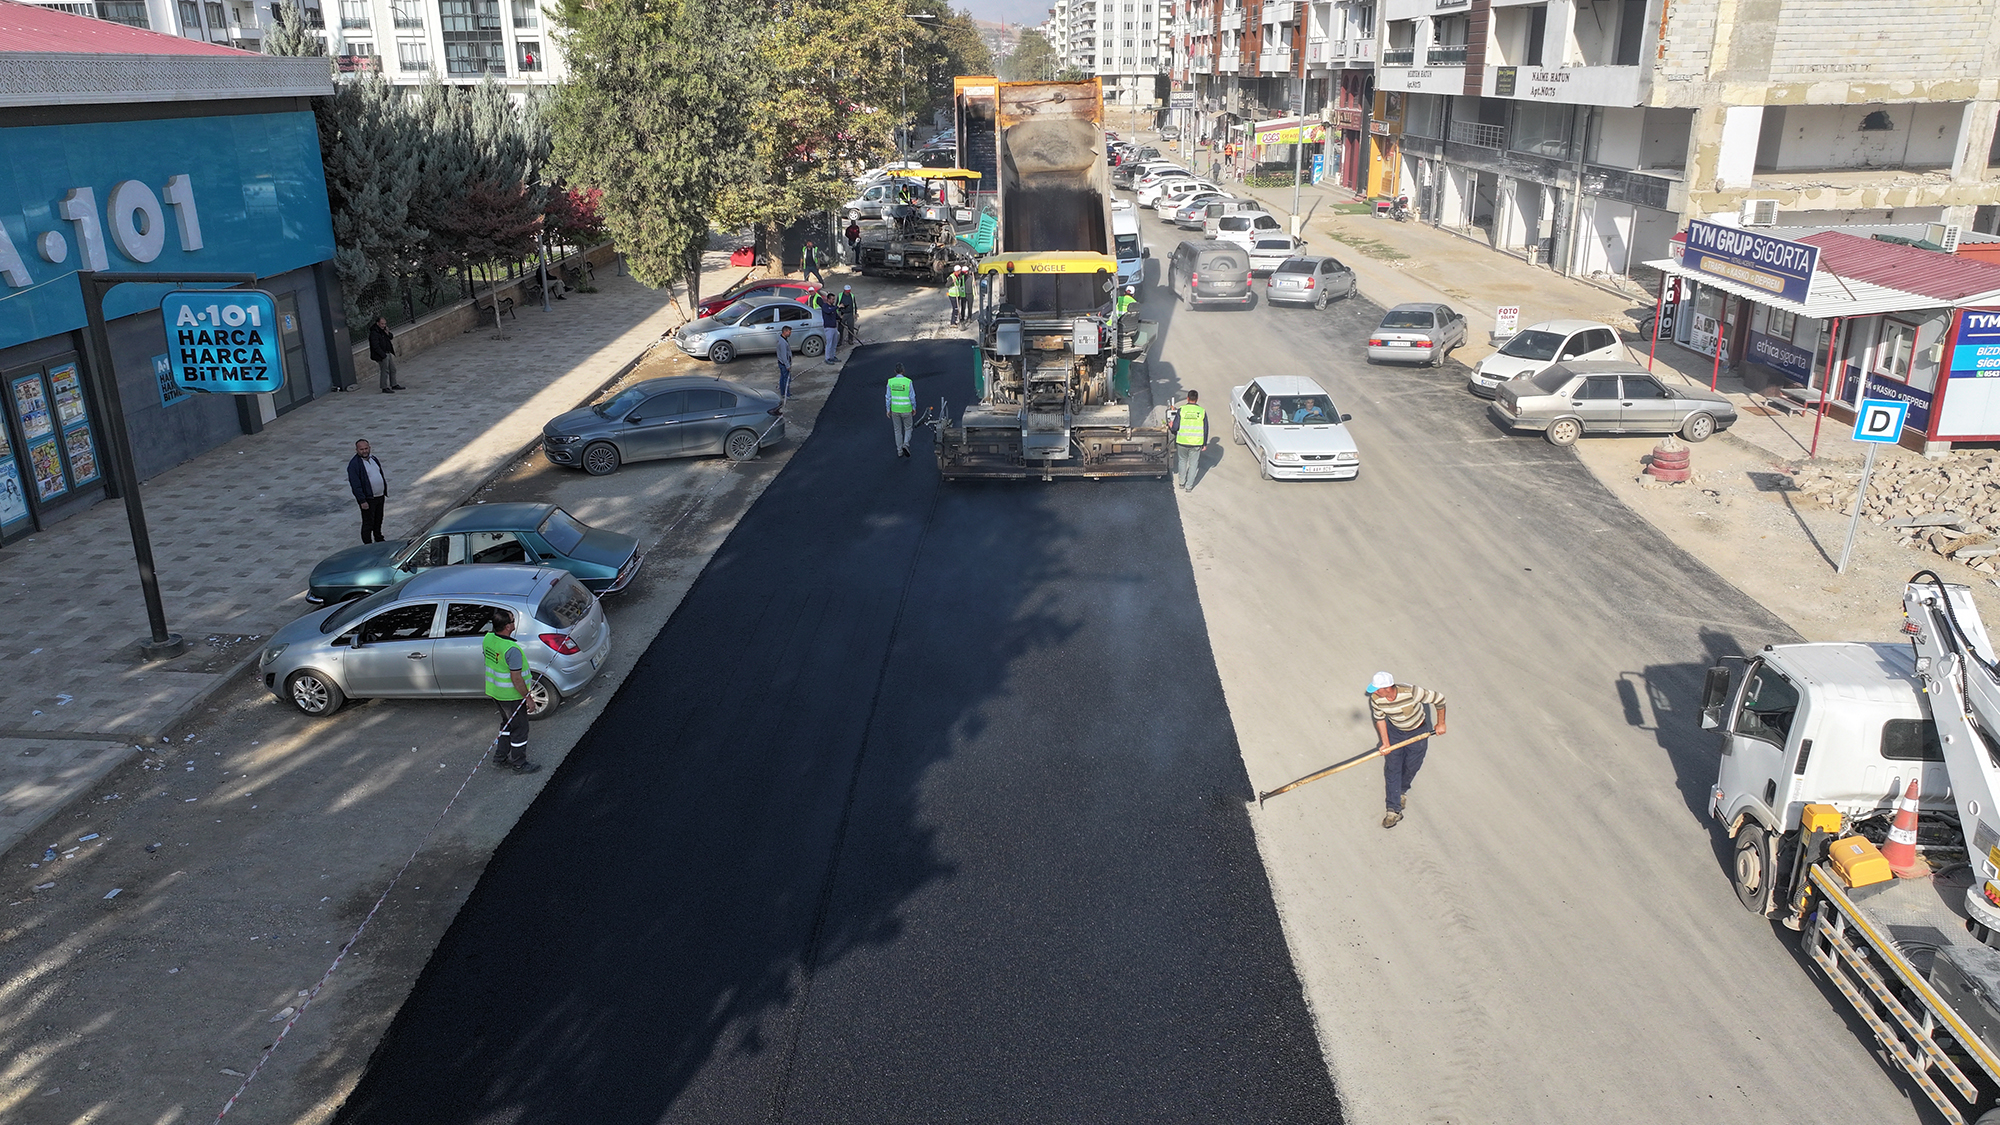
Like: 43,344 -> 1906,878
958,0 -> 1050,31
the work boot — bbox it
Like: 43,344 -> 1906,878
511,760 -> 542,774
1381,809 -> 1402,829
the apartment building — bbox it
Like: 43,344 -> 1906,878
1177,0 -> 1376,190
1042,0 -> 1168,107
1373,0 -> 2000,282
12,0 -> 563,89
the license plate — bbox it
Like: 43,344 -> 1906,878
885,254 -> 904,264
590,652 -> 603,670
1299,465 -> 1335,473
1387,340 -> 1411,347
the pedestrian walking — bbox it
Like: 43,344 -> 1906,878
346,438 -> 388,544
886,362 -> 916,457
947,266 -> 968,325
820,296 -> 842,363
367,316 -> 403,393
801,240 -> 827,285
483,609 -> 541,774
1367,672 -> 1447,828
775,325 -> 794,399
838,285 -> 860,345
1169,390 -> 1206,492
845,219 -> 862,265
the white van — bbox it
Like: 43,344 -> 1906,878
1201,199 -> 1269,239
1113,208 -> 1145,287
1210,211 -> 1285,250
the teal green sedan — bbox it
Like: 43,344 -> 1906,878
306,503 -> 642,606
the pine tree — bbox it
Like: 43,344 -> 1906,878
314,74 -> 426,325
264,0 -> 326,56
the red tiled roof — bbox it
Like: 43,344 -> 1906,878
0,0 -> 251,55
1799,230 -> 2000,304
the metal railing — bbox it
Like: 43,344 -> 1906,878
1447,120 -> 1506,149
1218,50 -> 1240,71
1219,10 -> 1242,30
1381,46 -> 1413,64
1427,43 -> 1467,65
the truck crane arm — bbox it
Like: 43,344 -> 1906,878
1904,570 -> 2000,934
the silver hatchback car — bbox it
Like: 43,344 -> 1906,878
674,296 -> 831,364
259,565 -> 611,719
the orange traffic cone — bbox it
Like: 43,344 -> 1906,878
1883,779 -> 1930,879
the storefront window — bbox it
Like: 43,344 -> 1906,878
1877,320 -> 1917,381
2,354 -> 102,532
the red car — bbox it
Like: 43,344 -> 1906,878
694,278 -> 822,320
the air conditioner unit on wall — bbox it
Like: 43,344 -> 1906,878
1927,222 -> 1963,253
1742,199 -> 1778,226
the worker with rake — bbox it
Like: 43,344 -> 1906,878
1369,672 -> 1447,829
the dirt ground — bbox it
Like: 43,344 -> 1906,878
1574,429 -> 2000,645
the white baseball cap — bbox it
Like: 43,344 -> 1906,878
1368,671 -> 1395,693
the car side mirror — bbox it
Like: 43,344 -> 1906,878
1340,413 -> 1352,422
1700,663 -> 1735,729
627,413 -> 644,423
348,634 -> 365,649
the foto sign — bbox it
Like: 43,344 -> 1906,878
161,289 -> 282,394
1494,305 -> 1521,336
1683,220 -> 1819,304
1853,398 -> 1908,444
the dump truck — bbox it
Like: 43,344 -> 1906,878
934,79 -> 1168,481
1704,572 -> 2000,1123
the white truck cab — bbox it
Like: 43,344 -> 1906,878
1112,208 -> 1145,287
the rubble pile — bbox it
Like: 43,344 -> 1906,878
1793,456 -> 2000,571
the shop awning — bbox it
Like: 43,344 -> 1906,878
1647,230 -> 2000,318
1250,116 -> 1327,145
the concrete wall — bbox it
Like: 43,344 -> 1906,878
350,243 -> 621,385
1756,103 -> 1966,173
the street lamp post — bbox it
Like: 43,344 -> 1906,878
901,12 -> 938,156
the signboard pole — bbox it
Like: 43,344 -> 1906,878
1646,275 -> 1666,372
1838,398 -> 1911,573
1710,308 -> 1725,390
1291,86 -> 1305,236
1836,442 -> 1877,575
78,270 -> 256,659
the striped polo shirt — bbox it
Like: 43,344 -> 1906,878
1370,684 -> 1445,732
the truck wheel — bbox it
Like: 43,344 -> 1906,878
1733,824 -> 1777,915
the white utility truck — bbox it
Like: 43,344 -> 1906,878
1705,572 -> 2000,1123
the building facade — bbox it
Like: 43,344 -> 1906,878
1043,0 -> 1169,108
13,0 -> 563,89
1374,0 -> 2000,284
0,4 -> 345,539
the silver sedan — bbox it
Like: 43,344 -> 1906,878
1490,360 -> 1739,446
1368,302 -> 1468,367
1228,375 -> 1361,480
259,565 -> 611,719
674,296 -> 830,364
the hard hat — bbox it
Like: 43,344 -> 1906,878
843,284 -> 852,291
1368,671 -> 1395,693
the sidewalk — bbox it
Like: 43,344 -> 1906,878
0,270 -> 682,851
1214,171 -> 1882,468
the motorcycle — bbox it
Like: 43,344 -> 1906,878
1390,195 -> 1411,222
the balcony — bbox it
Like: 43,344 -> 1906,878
1261,0 -> 1293,23
1349,36 -> 1373,62
1218,50 -> 1240,72
1381,45 -> 1413,65
1219,10 -> 1241,30
1426,43 -> 1466,66
1258,47 -> 1291,73
1306,36 -> 1326,62
1188,52 -> 1211,71
1447,120 -> 1505,148
341,14 -> 368,27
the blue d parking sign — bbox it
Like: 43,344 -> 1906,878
1853,398 -> 1909,444
160,289 -> 283,394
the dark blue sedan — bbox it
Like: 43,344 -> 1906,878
306,503 -> 641,605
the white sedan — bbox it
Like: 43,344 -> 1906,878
1228,375 -> 1361,480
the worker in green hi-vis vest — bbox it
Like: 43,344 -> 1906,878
886,363 -> 917,459
482,609 -> 541,774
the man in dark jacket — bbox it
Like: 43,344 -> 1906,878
368,317 -> 402,393
347,439 -> 388,543
820,295 -> 842,363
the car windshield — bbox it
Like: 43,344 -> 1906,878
1274,259 -> 1316,274
538,508 -> 589,554
710,301 -> 757,325
594,388 -> 647,418
1115,233 -> 1140,257
320,582 -> 405,635
538,574 -> 596,627
1262,393 -> 1338,425
1529,366 -> 1578,393
1380,309 -> 1435,329
1497,329 -> 1567,361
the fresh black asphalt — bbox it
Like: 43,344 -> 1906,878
333,340 -> 1342,1124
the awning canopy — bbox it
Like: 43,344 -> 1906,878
1250,116 -> 1327,145
1648,228 -> 2000,319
